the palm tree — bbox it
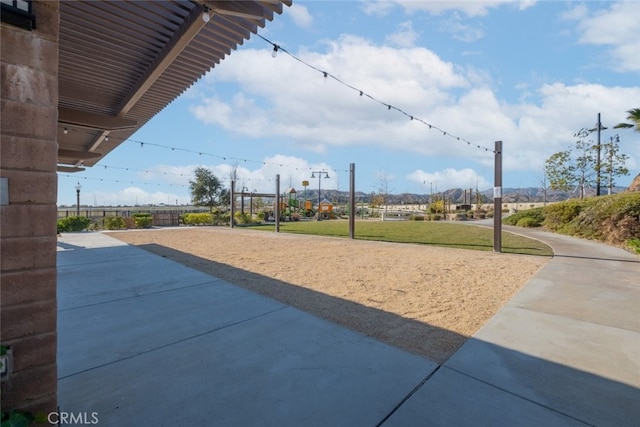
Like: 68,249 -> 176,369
614,108 -> 640,131
614,108 -> 640,191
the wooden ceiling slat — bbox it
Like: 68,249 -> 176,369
57,0 -> 290,168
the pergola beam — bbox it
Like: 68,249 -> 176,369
115,4 -> 208,117
58,107 -> 137,131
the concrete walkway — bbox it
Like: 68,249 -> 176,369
57,228 -> 640,426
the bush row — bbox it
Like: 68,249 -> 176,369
181,212 -> 231,226
503,193 -> 640,251
58,213 -> 154,232
57,216 -> 91,232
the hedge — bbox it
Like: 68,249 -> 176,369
57,216 -> 91,232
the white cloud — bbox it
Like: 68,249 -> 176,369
89,187 -> 188,207
197,35 -> 469,149
391,0 -> 535,17
568,1 -> 640,72
193,34 -> 639,179
288,3 -> 313,29
441,15 -> 485,42
361,0 -> 396,17
407,168 -> 492,191
385,21 -> 419,47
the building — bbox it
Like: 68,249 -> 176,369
0,0 -> 290,414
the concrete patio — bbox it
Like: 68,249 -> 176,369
57,229 -> 640,426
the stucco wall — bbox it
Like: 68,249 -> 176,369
1,0 -> 59,414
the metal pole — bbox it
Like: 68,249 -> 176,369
275,174 -> 280,233
493,141 -> 502,253
349,163 -> 355,239
596,113 -> 602,196
230,180 -> 235,228
318,173 -> 322,219
75,182 -> 81,216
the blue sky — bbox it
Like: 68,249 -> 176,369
57,0 -> 640,206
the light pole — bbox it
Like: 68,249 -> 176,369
302,180 -> 309,216
75,182 -> 81,216
311,171 -> 329,220
589,113 -> 607,196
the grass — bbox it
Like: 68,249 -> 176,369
243,220 -> 553,256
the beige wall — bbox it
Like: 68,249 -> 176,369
1,0 -> 59,413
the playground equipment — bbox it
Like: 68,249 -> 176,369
271,187 -> 338,220
318,198 -> 333,219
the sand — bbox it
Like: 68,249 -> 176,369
107,226 -> 548,363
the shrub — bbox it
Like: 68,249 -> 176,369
182,213 -> 214,226
539,194 -> 640,247
571,194 -> 640,244
104,216 -> 126,230
234,211 -> 252,225
133,213 -> 153,229
626,238 -> 640,255
291,212 -> 301,221
429,200 -> 444,214
430,214 -> 442,221
409,214 -> 425,221
219,212 -> 231,225
504,207 -> 544,227
543,200 -> 586,232
57,216 -> 91,232
516,217 -> 540,228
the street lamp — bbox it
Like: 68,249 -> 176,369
311,171 -> 329,220
75,182 -> 81,216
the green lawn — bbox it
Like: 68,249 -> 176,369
243,220 -> 553,256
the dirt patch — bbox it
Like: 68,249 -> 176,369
107,227 -> 548,363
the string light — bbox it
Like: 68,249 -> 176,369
256,33 -> 495,154
58,129 -> 349,180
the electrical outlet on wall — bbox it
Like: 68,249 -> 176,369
1,346 -> 13,381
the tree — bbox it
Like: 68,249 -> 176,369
545,129 -> 595,199
545,150 -> 577,193
375,171 -> 393,213
573,129 -> 596,199
613,108 -> 639,192
538,167 -> 549,206
189,167 -> 225,211
602,135 -> 629,194
613,108 -> 640,132
545,128 -> 629,198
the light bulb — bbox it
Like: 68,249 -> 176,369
63,127 -> 68,134
202,8 -> 210,23
271,45 -> 278,58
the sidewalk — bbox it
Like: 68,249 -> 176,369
57,229 -> 640,426
384,226 -> 640,426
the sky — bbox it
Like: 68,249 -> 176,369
57,0 -> 640,206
